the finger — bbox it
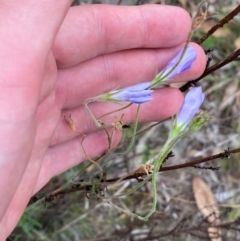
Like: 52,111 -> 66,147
33,129 -> 122,194
56,43 -> 205,110
53,4 -> 192,67
51,87 -> 183,146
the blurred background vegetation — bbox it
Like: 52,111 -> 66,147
9,0 -> 240,240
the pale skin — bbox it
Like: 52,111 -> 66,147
0,0 -> 206,238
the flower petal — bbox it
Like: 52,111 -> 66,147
100,82 -> 154,104
125,82 -> 152,92
157,46 -> 197,82
177,86 -> 205,129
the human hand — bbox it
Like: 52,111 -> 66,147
0,1 -> 206,238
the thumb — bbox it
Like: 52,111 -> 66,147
0,0 -> 72,221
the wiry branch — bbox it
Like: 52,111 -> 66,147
197,4 -> 240,44
27,147 -> 239,206
180,48 -> 240,92
179,3 -> 240,93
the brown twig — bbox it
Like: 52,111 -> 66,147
91,147 -> 238,183
197,4 -> 240,45
179,48 -> 240,92
179,4 -> 240,93
29,147 -> 239,206
159,147 -> 236,172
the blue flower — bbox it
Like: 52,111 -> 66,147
176,87 -> 205,131
100,82 -> 154,104
151,46 -> 197,87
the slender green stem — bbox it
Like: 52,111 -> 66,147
84,98 -> 102,127
98,103 -> 133,119
101,104 -> 141,170
100,122 -> 113,150
80,137 -> 103,173
142,130 -> 188,220
100,130 -> 189,220
116,104 -> 140,156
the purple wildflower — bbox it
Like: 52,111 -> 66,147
157,46 -> 197,81
101,82 -> 154,104
176,87 -> 205,131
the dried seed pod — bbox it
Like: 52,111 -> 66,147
192,1 -> 209,31
64,114 -> 77,131
64,114 -> 85,136
112,114 -> 130,131
133,164 -> 154,176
